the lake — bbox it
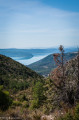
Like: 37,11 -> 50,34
12,54 -> 48,65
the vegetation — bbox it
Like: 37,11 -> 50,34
28,52 -> 78,76
58,104 -> 79,120
0,47 -> 79,120
0,54 -> 42,92
0,86 -> 12,111
31,81 -> 45,109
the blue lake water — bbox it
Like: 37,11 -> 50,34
12,54 -> 48,65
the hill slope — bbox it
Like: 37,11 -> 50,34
49,54 -> 79,105
0,53 -> 79,119
0,54 -> 42,91
28,52 -> 78,76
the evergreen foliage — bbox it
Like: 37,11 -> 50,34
0,54 -> 42,92
31,81 -> 45,108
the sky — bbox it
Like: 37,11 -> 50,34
0,0 -> 79,48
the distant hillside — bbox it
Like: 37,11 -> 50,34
0,47 -> 77,58
0,54 -> 42,91
0,49 -> 33,59
49,55 -> 79,107
28,52 -> 78,76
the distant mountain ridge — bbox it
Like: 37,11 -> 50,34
0,48 -> 78,66
0,47 -> 77,56
28,52 -> 78,76
0,49 -> 33,59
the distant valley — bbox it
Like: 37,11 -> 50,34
28,52 -> 78,76
0,47 -> 77,65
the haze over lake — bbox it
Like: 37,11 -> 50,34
12,54 -> 48,65
0,48 -> 54,65
0,48 -> 77,65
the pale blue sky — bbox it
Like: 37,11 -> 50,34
0,0 -> 79,48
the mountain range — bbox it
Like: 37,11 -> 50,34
0,47 -> 77,57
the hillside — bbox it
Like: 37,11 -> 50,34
0,54 -> 45,119
0,54 -> 42,91
28,52 -> 78,76
0,53 -> 79,120
37,54 -> 79,119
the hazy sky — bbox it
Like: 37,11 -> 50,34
0,0 -> 79,48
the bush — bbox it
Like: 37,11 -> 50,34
20,94 -> 28,102
32,114 -> 41,120
32,111 -> 41,120
31,99 -> 39,109
12,101 -> 22,106
58,104 -> 79,120
31,81 -> 45,109
0,88 -> 12,111
74,104 -> 79,120
64,112 -> 73,120
9,80 -> 29,91
58,112 -> 74,120
23,101 -> 29,108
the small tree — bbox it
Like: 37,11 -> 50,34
52,45 -> 75,105
53,45 -> 65,87
31,81 -> 45,108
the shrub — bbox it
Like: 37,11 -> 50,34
58,104 -> 79,120
12,101 -> 22,106
64,112 -> 73,120
32,111 -> 41,120
58,112 -> 74,120
0,88 -> 12,111
31,81 -> 45,109
31,99 -> 39,109
20,94 -> 28,102
23,101 -> 29,108
74,104 -> 79,120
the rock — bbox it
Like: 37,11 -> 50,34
41,115 -> 54,120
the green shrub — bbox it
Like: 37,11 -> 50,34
23,101 -> 29,108
9,80 -> 29,91
64,112 -> 73,120
74,104 -> 79,120
0,85 -> 3,90
58,104 -> 79,120
31,99 -> 39,109
20,94 -> 28,102
12,101 -> 22,106
32,113 -> 41,120
31,81 -> 45,109
58,112 -> 73,120
0,88 -> 12,111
